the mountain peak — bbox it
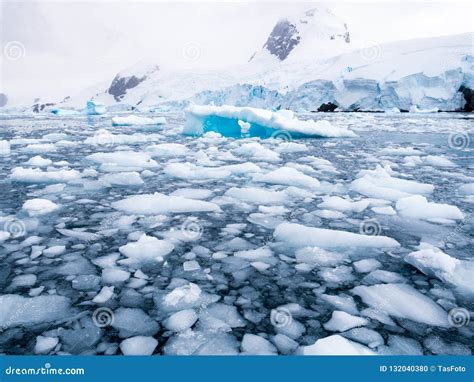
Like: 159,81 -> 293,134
250,7 -> 350,63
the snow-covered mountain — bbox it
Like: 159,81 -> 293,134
249,7 -> 350,64
42,7 -> 474,113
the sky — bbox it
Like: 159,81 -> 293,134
1,0 -> 473,105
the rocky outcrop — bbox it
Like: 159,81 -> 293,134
107,65 -> 159,101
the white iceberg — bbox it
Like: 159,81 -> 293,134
86,100 -> 106,115
22,198 -> 59,216
184,105 -> 356,138
111,115 -> 166,126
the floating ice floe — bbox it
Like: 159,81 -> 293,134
146,143 -> 188,157
112,193 -> 221,215
274,222 -> 399,249
0,294 -> 71,329
298,335 -> 375,355
405,243 -> 474,295
318,196 -> 369,213
395,195 -> 464,222
86,151 -> 158,171
253,167 -> 320,189
111,115 -> 166,126
120,336 -> 158,355
99,172 -> 144,186
25,155 -> 53,167
351,165 -> 433,201
0,140 -> 11,155
323,311 -> 368,332
163,309 -> 198,332
119,234 -> 174,264
225,187 -> 288,205
22,198 -> 59,216
351,283 -> 450,327
184,105 -> 356,138
34,336 -> 59,354
11,167 -> 81,183
241,334 -> 277,355
234,142 -> 281,162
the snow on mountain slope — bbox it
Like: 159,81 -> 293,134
61,29 -> 473,112
249,7 -> 351,64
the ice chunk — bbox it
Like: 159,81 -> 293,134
241,333 -> 277,355
34,336 -> 59,354
86,100 -> 106,115
101,268 -> 130,284
318,196 -> 369,212
274,222 -> 399,249
253,167 -> 320,189
405,244 -> 474,294
424,155 -> 457,167
22,198 -> 59,216
112,115 -> 166,126
9,274 -> 37,289
163,309 -> 198,332
87,151 -> 158,170
120,336 -> 158,355
119,234 -> 174,264
319,294 -> 359,315
295,247 -> 345,267
298,334 -> 375,355
112,308 -> 160,338
164,162 -> 230,180
112,193 -> 221,215
351,283 -> 450,327
323,311 -> 369,332
225,187 -> 287,205
458,183 -> 474,195
99,172 -> 144,186
0,140 -> 11,155
170,188 -> 213,200
11,167 -> 81,183
164,329 -> 238,355
234,142 -> 280,162
184,105 -> 356,138
155,282 -> 220,312
198,303 -> 246,331
351,165 -> 433,201
146,143 -> 187,158
395,195 -> 464,221
234,247 -> 273,261
92,286 -> 114,303
0,294 -> 71,329
25,155 -> 52,167
353,259 -> 382,273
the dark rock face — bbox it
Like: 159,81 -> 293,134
262,20 -> 301,61
32,102 -> 55,113
317,102 -> 338,112
107,74 -> 147,101
0,93 -> 8,107
458,85 -> 473,112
